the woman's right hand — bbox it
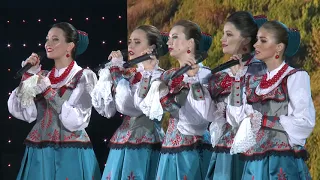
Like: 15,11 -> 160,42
25,53 -> 40,67
107,50 -> 124,68
108,50 -> 123,60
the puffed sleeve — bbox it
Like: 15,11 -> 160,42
279,71 -> 315,146
43,69 -> 97,132
91,68 -> 116,118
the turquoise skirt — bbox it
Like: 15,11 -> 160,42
241,155 -> 311,180
156,149 -> 212,180
101,148 -> 160,180
17,146 -> 101,180
206,152 -> 244,180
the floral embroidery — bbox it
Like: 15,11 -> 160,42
109,116 -> 162,146
162,117 -> 204,148
64,132 -> 80,141
47,129 -> 60,141
24,69 -> 92,148
28,129 -> 41,141
106,172 -> 111,180
170,134 -> 183,146
277,168 -> 287,180
127,171 -> 135,180
119,117 -> 130,130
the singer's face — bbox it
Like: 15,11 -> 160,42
253,28 -> 279,62
221,22 -> 245,55
45,27 -> 73,60
167,25 -> 190,58
128,29 -> 149,60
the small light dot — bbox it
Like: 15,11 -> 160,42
118,16 -> 122,19
38,19 -> 41,22
69,18 -> 73,21
7,44 -> 11,48
9,116 -> 12,119
102,17 -> 105,20
38,43 -> 42,46
54,18 -> 57,22
22,20 -> 26,23
119,40 -> 122,44
23,43 -> 26,47
102,41 -> 106,44
8,69 -> 11,72
7,20 -> 10,23
85,17 -> 89,21
120,114 -> 123,117
9,92 -> 12,95
8,164 -> 11,167
103,139 -> 107,142
8,140 -> 11,143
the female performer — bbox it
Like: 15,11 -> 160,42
91,25 -> 168,180
8,22 -> 101,180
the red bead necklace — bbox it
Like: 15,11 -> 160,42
260,63 -> 289,89
49,61 -> 75,84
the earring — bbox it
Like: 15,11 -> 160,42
66,53 -> 70,58
187,49 -> 191,54
275,54 -> 279,59
243,47 -> 247,52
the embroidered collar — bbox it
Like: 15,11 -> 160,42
255,62 -> 293,95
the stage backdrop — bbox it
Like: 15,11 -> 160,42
128,0 -> 320,179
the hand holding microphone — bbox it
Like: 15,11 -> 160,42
183,54 -> 200,77
108,50 -> 125,67
108,50 -> 124,60
26,53 -> 41,66
94,49 -> 127,72
123,45 -> 157,68
14,52 -> 45,79
171,52 -> 208,80
139,47 -> 158,71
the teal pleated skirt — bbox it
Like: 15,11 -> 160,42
241,155 -> 311,180
206,152 -> 244,180
101,148 -> 160,180
156,149 -> 212,180
17,146 -> 101,180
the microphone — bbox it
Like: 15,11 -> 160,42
171,51 -> 208,80
14,51 -> 46,79
123,45 -> 157,68
94,49 -> 128,72
211,53 -> 252,74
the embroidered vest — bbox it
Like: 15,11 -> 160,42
243,69 -> 308,160
24,69 -> 92,148
160,68 -> 211,153
109,69 -> 164,150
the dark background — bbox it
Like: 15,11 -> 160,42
0,1 -> 127,179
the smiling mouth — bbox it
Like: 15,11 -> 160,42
129,51 -> 134,55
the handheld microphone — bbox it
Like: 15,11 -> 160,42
123,45 -> 157,68
171,51 -> 208,80
211,53 -> 252,74
94,49 -> 128,72
14,51 -> 46,79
